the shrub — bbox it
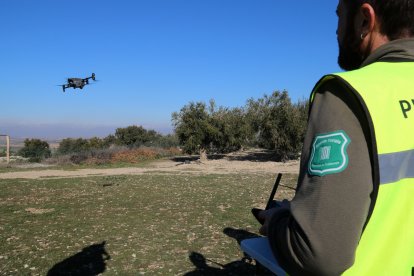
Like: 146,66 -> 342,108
111,148 -> 158,163
115,126 -> 162,148
69,153 -> 89,164
58,138 -> 90,154
18,139 -> 51,162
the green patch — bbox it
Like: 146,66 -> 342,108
308,130 -> 351,176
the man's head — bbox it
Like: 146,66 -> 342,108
337,0 -> 414,71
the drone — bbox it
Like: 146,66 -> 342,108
60,73 -> 96,92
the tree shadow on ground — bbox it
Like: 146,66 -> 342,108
171,149 -> 287,164
183,228 -> 274,275
225,150 -> 281,162
47,241 -> 110,276
171,156 -> 199,163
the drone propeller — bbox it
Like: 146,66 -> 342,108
86,79 -> 100,83
55,84 -> 67,92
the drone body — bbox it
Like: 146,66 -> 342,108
61,73 -> 96,92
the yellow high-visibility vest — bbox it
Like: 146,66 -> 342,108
311,62 -> 414,276
312,62 -> 414,275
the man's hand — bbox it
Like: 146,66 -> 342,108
258,208 -> 279,236
258,200 -> 290,236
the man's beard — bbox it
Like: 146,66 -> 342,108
338,29 -> 365,71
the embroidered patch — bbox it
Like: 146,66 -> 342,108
308,130 -> 351,176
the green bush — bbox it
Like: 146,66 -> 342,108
150,134 -> 179,148
115,126 -> 162,148
57,137 -> 111,155
58,138 -> 90,154
18,139 -> 51,162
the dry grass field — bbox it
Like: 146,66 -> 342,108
0,152 -> 299,275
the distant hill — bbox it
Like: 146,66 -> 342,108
0,137 -> 61,150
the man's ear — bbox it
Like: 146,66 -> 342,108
355,3 -> 376,38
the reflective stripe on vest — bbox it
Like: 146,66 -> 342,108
379,149 -> 414,184
311,61 -> 414,275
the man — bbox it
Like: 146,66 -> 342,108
258,0 -> 414,275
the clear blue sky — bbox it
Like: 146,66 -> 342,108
0,0 -> 341,139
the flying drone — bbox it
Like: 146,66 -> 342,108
60,73 -> 96,92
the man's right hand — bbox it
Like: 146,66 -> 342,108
258,208 -> 280,236
258,200 -> 290,236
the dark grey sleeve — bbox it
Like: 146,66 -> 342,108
267,80 -> 373,276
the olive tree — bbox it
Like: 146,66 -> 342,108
172,101 -> 217,160
246,91 -> 308,160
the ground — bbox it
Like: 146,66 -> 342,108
0,150 -> 300,179
0,150 -> 299,275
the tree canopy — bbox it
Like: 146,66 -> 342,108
172,91 -> 308,160
115,125 -> 158,148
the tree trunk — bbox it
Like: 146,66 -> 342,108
199,148 -> 208,162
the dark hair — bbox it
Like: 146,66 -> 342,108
343,0 -> 414,40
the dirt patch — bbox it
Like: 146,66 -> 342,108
0,150 -> 300,179
25,208 -> 55,214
